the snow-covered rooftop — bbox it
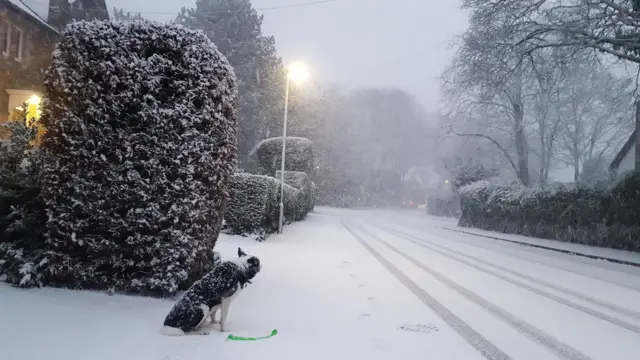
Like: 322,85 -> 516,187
6,0 -> 57,33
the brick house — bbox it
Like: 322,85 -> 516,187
0,0 -> 109,139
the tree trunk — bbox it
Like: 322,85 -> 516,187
539,123 -> 547,185
513,103 -> 529,186
635,101 -> 640,172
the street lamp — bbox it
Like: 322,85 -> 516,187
278,61 -> 309,234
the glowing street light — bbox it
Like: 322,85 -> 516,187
288,61 -> 310,84
278,61 -> 310,234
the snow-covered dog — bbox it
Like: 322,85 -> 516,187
161,247 -> 261,335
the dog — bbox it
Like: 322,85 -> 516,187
161,247 -> 261,336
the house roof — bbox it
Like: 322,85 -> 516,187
610,130 -> 636,172
5,0 -> 59,33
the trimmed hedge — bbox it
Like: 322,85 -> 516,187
426,193 -> 460,218
276,170 -> 315,215
223,173 -> 303,240
458,174 -> 640,252
254,137 -> 314,175
5,21 -> 238,296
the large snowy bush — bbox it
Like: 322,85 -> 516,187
253,137 -> 314,176
458,176 -> 640,252
30,21 -> 237,296
276,170 -> 315,216
224,173 -> 300,240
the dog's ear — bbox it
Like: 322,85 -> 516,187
238,247 -> 247,257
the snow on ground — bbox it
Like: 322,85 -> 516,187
438,224 -> 640,265
0,209 -> 484,360
3,207 -> 640,360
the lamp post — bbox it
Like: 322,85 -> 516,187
278,61 -> 309,234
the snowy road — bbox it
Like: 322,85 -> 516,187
337,208 -> 640,360
1,207 -> 640,360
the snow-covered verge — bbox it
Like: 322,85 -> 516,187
438,225 -> 640,266
458,175 -> 640,252
0,212 -> 462,360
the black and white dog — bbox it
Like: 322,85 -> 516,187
161,247 -> 261,335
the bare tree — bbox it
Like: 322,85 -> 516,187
462,0 -> 640,65
553,56 -> 634,181
443,4 -> 533,185
527,48 -> 564,184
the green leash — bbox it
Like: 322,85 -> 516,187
227,329 -> 278,341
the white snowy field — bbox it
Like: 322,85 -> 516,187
2,207 -> 640,360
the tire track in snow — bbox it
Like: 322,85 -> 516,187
409,223 -> 640,292
341,220 -> 513,360
350,221 -> 593,360
376,225 -> 640,332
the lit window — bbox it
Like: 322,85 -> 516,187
8,93 -> 41,126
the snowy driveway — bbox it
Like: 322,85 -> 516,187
1,207 -> 640,360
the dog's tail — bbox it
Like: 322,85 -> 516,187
160,325 -> 186,336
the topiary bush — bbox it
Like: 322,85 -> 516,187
223,173 -> 300,240
457,175 -> 640,252
16,20 -> 238,296
253,137 -> 314,176
276,170 -> 314,216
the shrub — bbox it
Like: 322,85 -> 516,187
253,137 -> 314,176
224,173 -> 300,240
426,193 -> 460,218
458,175 -> 640,252
276,170 -> 314,216
451,164 -> 499,189
28,21 -> 237,296
0,111 -> 48,287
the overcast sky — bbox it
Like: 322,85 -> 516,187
106,0 -> 469,110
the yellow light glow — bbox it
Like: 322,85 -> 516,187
27,94 -> 41,106
287,61 -> 309,84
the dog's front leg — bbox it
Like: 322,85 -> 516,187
219,298 -> 231,332
210,306 -> 220,324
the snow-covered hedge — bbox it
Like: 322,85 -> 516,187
11,21 -> 238,296
276,170 -> 315,215
458,175 -> 640,252
223,173 -> 302,240
254,137 -> 314,176
224,173 -> 279,238
426,193 -> 460,218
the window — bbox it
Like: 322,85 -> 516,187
0,20 -> 24,62
0,19 -> 9,56
9,25 -> 23,62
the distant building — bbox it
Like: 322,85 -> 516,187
0,0 -> 109,139
610,130 -> 637,175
